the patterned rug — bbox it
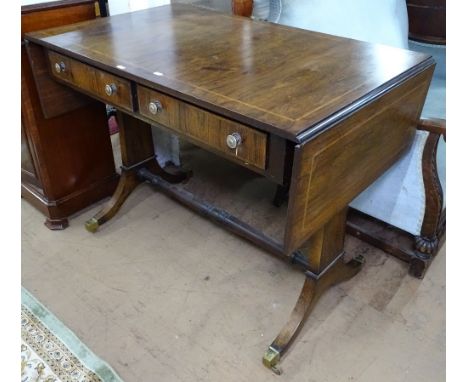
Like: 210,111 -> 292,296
21,288 -> 123,382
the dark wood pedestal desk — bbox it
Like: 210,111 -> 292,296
25,4 -> 434,373
21,0 -> 118,229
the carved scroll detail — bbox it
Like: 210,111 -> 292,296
416,118 -> 446,255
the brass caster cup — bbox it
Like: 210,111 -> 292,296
85,218 -> 99,233
263,347 -> 281,374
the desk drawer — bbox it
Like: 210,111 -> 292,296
137,86 -> 267,170
48,51 -> 133,111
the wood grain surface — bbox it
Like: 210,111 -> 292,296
48,50 -> 134,112
138,85 -> 267,169
284,67 -> 434,252
26,42 -> 90,118
25,3 -> 432,142
21,0 -> 118,229
406,0 -> 446,44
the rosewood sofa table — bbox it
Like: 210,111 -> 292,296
25,4 -> 434,373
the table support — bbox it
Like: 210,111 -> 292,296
85,111 -> 188,232
85,112 -> 364,372
263,209 -> 365,374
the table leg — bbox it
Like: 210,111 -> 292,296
263,209 -> 364,373
85,170 -> 140,232
85,111 -> 189,232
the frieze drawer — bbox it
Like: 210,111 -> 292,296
48,50 -> 134,112
137,85 -> 267,170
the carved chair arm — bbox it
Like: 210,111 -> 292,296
231,0 -> 254,17
416,116 -> 446,257
417,118 -> 446,141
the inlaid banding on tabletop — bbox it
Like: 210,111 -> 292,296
25,3 -> 431,142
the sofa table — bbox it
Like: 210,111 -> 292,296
25,3 -> 434,372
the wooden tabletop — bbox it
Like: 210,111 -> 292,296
25,3 -> 433,142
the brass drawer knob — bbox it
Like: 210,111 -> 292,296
226,132 -> 242,149
54,61 -> 66,73
148,101 -> 163,115
105,83 -> 117,96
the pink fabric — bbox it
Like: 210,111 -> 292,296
108,116 -> 119,135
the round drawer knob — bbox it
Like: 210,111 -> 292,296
148,101 -> 162,115
105,83 -> 117,96
54,61 -> 66,73
226,132 -> 242,149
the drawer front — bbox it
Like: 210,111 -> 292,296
48,51 -> 133,111
138,86 -> 267,170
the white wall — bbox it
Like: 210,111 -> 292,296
22,0 -> 61,5
21,0 -> 170,14
108,0 -> 170,15
279,0 -> 409,49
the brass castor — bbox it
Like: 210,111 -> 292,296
262,252 -> 365,374
263,347 -> 282,375
85,217 -> 99,233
